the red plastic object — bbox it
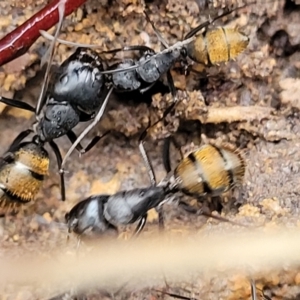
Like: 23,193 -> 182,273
0,0 -> 87,67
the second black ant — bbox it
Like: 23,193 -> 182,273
65,133 -> 246,239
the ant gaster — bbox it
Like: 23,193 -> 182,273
0,131 -> 49,214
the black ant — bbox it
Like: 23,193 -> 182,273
0,3 -> 111,203
0,3 -> 68,210
40,3 -> 250,173
65,132 -> 246,239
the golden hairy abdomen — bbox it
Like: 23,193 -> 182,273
187,27 -> 249,65
174,145 -> 245,196
0,147 -> 49,208
16,149 -> 49,175
0,165 -> 44,203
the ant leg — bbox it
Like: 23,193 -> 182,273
251,279 -> 257,300
81,130 -> 111,154
262,289 -> 272,300
49,140 -> 66,201
209,196 -> 223,213
184,19 -> 212,40
139,134 -> 156,186
1,129 -> 33,175
154,289 -> 196,300
139,132 -> 164,231
102,45 -> 154,55
67,129 -> 111,155
171,137 -> 184,158
138,71 -> 178,150
66,227 -> 71,244
76,236 -> 81,251
250,279 -> 272,300
40,27 -> 155,54
36,0 -> 66,116
2,130 -> 33,166
155,206 -> 164,231
184,2 -> 251,39
7,129 -> 33,152
0,153 -> 15,166
178,200 -> 198,214
178,200 -> 248,228
151,71 -> 178,131
167,69 -> 178,99
0,97 -> 35,112
133,214 -> 147,237
162,136 -> 184,173
66,130 -> 83,152
158,70 -> 179,124
144,10 -> 169,49
40,30 -> 102,48
100,46 -> 155,75
199,206 -> 248,227
162,137 -> 172,173
140,82 -> 156,94
59,87 -> 113,173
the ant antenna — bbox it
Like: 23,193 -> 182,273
40,30 -> 102,48
184,2 -> 253,39
139,137 -> 156,186
36,0 -> 66,117
144,10 -> 169,49
154,289 -> 197,300
40,30 -> 196,76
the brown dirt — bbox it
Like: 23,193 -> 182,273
1,0 -> 300,299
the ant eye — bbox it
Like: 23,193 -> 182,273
60,74 -> 68,85
139,191 -> 145,197
181,48 -> 187,57
144,52 -> 152,59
